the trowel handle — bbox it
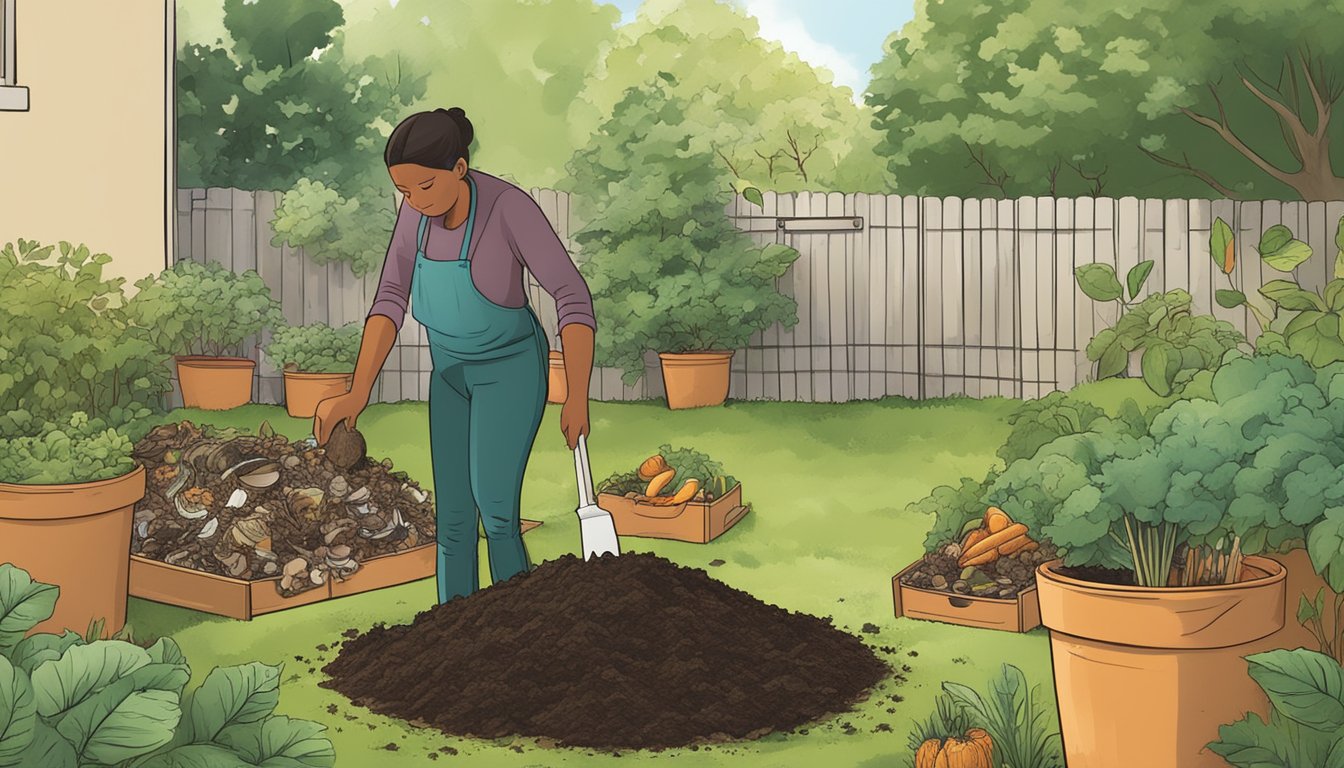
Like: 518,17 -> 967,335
573,434 -> 596,508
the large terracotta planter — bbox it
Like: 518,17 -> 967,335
659,351 -> 733,409
176,355 -> 255,410
282,370 -> 354,418
547,351 -> 567,404
0,465 -> 145,638
1036,557 -> 1286,768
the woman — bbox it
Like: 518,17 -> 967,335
314,107 -> 596,603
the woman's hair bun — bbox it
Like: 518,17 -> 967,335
436,107 -> 473,145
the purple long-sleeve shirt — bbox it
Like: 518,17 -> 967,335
367,170 -> 596,335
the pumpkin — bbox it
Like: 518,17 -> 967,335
638,455 -> 669,480
923,728 -> 994,768
915,738 -> 943,768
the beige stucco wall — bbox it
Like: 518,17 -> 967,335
0,1 -> 173,285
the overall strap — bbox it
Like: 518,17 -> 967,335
416,213 -> 430,257
459,175 -> 478,263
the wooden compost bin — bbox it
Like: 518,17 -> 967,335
598,484 -> 748,543
891,559 -> 1041,633
130,519 -> 542,620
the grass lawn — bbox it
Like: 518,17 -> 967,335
130,380 -> 1159,767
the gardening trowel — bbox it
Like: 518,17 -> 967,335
573,434 -> 621,560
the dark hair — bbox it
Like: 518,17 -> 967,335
384,107 -> 474,170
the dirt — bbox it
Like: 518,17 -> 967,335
130,420 -> 436,596
320,552 -> 889,751
900,539 -> 1059,598
1056,564 -> 1136,585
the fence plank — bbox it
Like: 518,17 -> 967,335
777,193 -> 799,401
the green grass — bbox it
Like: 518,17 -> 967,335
128,391 -> 1097,767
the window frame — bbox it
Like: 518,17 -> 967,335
0,0 -> 27,111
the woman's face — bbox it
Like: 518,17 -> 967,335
389,159 -> 467,217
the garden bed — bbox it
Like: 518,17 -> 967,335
596,446 -> 748,543
128,420 -> 539,617
321,552 -> 889,750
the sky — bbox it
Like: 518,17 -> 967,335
611,0 -> 916,95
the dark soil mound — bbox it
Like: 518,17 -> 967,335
320,553 -> 889,750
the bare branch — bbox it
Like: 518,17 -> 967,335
1178,102 -> 1296,187
1046,158 -> 1061,197
1068,161 -> 1109,196
754,148 -> 784,180
782,130 -> 822,183
963,141 -> 1010,198
714,148 -> 749,180
1300,50 -> 1332,139
1139,147 -> 1240,199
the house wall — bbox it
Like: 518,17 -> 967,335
0,0 -> 173,285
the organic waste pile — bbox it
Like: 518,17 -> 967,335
131,420 -> 435,596
322,552 -> 889,750
596,445 -> 738,506
901,506 -> 1057,598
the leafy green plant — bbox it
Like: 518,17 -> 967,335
1032,353 -> 1344,586
1210,217 -> 1344,368
265,322 -> 363,373
1295,587 -> 1344,667
0,240 -> 172,483
1080,285 -> 1245,397
271,180 -> 397,277
127,260 -> 282,359
941,663 -> 1064,768
569,74 -> 801,384
1207,649 -> 1344,768
0,563 -> 335,768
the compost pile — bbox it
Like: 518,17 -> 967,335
131,420 -> 435,596
901,506 -> 1058,598
321,552 -> 889,750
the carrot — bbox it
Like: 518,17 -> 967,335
961,527 -> 990,551
984,506 -> 1013,533
645,469 -> 676,497
961,523 -> 1028,562
996,533 -> 1037,556
959,550 -> 997,567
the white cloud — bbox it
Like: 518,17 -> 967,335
739,0 -> 865,98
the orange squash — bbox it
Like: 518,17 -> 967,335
915,738 -> 943,768
966,728 -> 994,760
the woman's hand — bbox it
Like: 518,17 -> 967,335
560,396 -> 590,451
314,390 -> 370,445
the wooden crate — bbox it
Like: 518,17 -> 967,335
891,559 -> 1041,633
129,519 -> 542,620
597,484 -> 748,543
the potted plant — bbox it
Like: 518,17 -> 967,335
0,562 -> 336,766
264,321 -> 363,418
1018,352 -> 1344,767
567,74 -> 800,409
128,259 -> 282,410
0,239 -> 172,638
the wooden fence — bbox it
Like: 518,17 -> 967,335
171,188 -> 1344,406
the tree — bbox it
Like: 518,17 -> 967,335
567,74 -> 800,383
339,0 -> 620,188
574,0 -> 894,195
868,0 -> 1344,200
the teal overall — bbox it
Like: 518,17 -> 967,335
410,176 -> 549,603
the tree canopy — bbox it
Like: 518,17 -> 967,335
868,0 -> 1344,201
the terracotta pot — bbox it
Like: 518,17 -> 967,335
282,370 -> 354,418
1036,557 -> 1286,768
658,351 -> 733,409
0,465 -> 145,638
1243,546 -> 1332,655
176,355 -> 255,410
547,351 -> 567,404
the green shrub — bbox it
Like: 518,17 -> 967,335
568,74 -> 800,384
1081,287 -> 1245,397
1207,649 -> 1344,767
0,563 -> 336,767
1004,354 -> 1344,586
265,322 -> 362,373
0,239 -> 172,483
271,179 -> 396,277
127,260 -> 282,359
